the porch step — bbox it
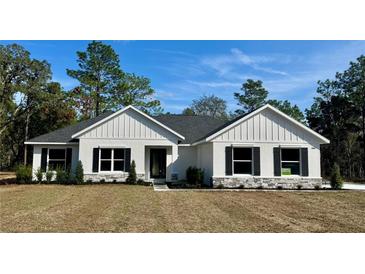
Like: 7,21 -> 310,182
153,182 -> 169,191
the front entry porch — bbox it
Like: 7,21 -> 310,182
145,145 -> 177,183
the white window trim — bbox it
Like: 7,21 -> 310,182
280,148 -> 301,176
47,148 -> 67,171
232,147 -> 253,176
98,148 -> 126,173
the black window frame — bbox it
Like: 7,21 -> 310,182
99,148 -> 126,172
232,147 -> 253,175
280,148 -> 301,176
48,148 -> 67,171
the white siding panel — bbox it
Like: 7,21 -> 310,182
79,108 -> 178,141
212,108 -> 317,144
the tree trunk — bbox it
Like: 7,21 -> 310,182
95,86 -> 100,117
24,100 -> 31,165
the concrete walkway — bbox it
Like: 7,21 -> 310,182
322,181 -> 365,191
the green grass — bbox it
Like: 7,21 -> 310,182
1,184 -> 364,232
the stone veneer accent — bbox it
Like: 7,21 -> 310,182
84,173 -> 145,183
212,176 -> 322,189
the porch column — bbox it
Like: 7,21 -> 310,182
171,144 -> 178,180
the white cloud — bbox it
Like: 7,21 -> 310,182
201,48 -> 289,77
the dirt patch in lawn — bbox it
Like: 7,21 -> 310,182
1,184 -> 364,232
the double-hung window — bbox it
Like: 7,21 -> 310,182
100,148 -> 125,172
233,147 -> 253,175
48,149 -> 66,170
281,148 -> 300,175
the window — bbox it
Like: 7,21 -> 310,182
281,148 -> 300,175
48,149 -> 66,170
233,147 -> 252,174
99,148 -> 125,172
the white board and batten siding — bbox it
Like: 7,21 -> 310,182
212,108 -> 323,178
78,108 -> 180,177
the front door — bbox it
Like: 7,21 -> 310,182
150,149 -> 166,179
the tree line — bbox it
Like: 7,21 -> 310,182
1,42 -> 364,179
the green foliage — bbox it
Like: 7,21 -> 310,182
75,160 -> 84,184
187,95 -> 229,120
35,167 -> 43,183
186,166 -> 204,186
67,41 -> 161,118
0,43 -> 75,169
306,55 -> 365,179
233,79 -> 305,122
55,168 -> 69,184
330,163 -> 343,189
234,79 -> 268,114
181,107 -> 196,116
266,99 -> 306,123
126,160 -> 137,184
15,165 -> 32,183
45,170 -> 53,184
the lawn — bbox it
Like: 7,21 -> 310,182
1,184 -> 364,232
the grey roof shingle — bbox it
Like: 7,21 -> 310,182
27,111 -> 230,144
154,115 -> 227,144
27,111 -> 114,143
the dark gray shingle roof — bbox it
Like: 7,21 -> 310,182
27,111 -> 114,143
27,111 -> 230,144
154,115 -> 226,144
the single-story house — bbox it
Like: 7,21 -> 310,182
25,104 -> 330,188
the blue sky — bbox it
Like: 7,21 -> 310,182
3,40 -> 365,113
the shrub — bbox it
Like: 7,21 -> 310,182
35,167 -> 43,183
277,185 -> 283,190
137,178 -> 150,186
75,160 -> 84,184
257,185 -> 263,189
56,168 -> 69,184
45,170 -> 53,184
16,165 -> 32,183
86,179 -> 93,184
99,179 -> 106,184
216,183 -> 225,189
186,166 -> 204,186
238,184 -> 245,189
297,184 -> 303,190
126,160 -> 137,184
314,185 -> 321,190
330,163 -> 343,190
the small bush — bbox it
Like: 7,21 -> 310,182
86,179 -> 93,184
56,168 -> 69,184
75,160 -> 84,184
126,160 -> 137,184
257,185 -> 263,189
330,163 -> 343,190
297,184 -> 303,190
314,185 -> 321,190
277,185 -> 283,190
100,179 -> 106,184
238,184 -> 245,189
35,167 -> 43,183
186,166 -> 204,186
16,165 -> 32,183
45,170 -> 53,183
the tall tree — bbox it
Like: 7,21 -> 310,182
111,73 -> 162,115
234,79 -> 268,114
267,99 -> 306,123
306,55 -> 365,179
187,95 -> 228,120
67,41 -> 121,117
233,79 -> 305,122
67,41 -> 161,118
